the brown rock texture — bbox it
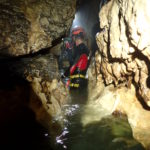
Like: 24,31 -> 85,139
0,52 -> 69,128
96,0 -> 150,106
90,0 -> 150,148
0,0 -> 76,56
29,77 -> 69,128
23,53 -> 69,127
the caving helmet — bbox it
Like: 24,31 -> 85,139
71,26 -> 86,40
62,37 -> 73,50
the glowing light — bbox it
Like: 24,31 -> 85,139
72,12 -> 83,29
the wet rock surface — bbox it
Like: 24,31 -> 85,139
0,0 -> 76,56
96,0 -> 150,107
0,0 -> 76,130
0,53 -> 69,128
91,0 -> 150,148
23,53 -> 69,127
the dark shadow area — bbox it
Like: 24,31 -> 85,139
0,53 -> 31,90
0,107 -> 53,150
0,80 -> 53,150
0,55 -> 56,149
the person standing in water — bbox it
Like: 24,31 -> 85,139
68,26 -> 89,89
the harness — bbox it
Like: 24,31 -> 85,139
70,74 -> 85,79
69,43 -> 89,89
69,83 -> 79,88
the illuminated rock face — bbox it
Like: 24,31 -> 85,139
0,0 -> 76,56
23,54 -> 69,128
96,0 -> 150,106
22,53 -> 68,126
89,0 -> 150,148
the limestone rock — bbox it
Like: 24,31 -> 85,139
23,53 -> 69,127
0,0 -> 76,56
87,0 -> 150,147
0,52 -> 69,128
96,0 -> 150,106
29,77 -> 69,128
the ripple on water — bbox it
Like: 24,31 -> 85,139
51,102 -> 144,150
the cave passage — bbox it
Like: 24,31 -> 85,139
49,1 -> 144,150
0,0 -> 145,150
0,0 -> 102,149
72,0 -> 101,53
51,88 -> 144,150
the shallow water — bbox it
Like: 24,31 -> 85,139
51,89 -> 144,150
0,85 -> 145,150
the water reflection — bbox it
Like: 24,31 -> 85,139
54,116 -> 144,150
55,104 -> 80,149
52,95 -> 144,150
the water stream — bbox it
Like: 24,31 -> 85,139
50,89 -> 144,150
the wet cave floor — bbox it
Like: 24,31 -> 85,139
0,83 -> 145,150
50,88 -> 144,150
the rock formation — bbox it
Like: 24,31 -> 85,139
93,0 -> 150,148
96,0 -> 150,107
23,53 -> 70,128
0,52 -> 70,129
0,0 -> 76,129
0,0 -> 76,56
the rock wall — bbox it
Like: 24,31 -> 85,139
96,0 -> 150,107
91,0 -> 150,148
0,53 -> 69,129
0,0 -> 76,56
87,62 -> 150,148
24,54 -> 69,128
0,0 -> 76,129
